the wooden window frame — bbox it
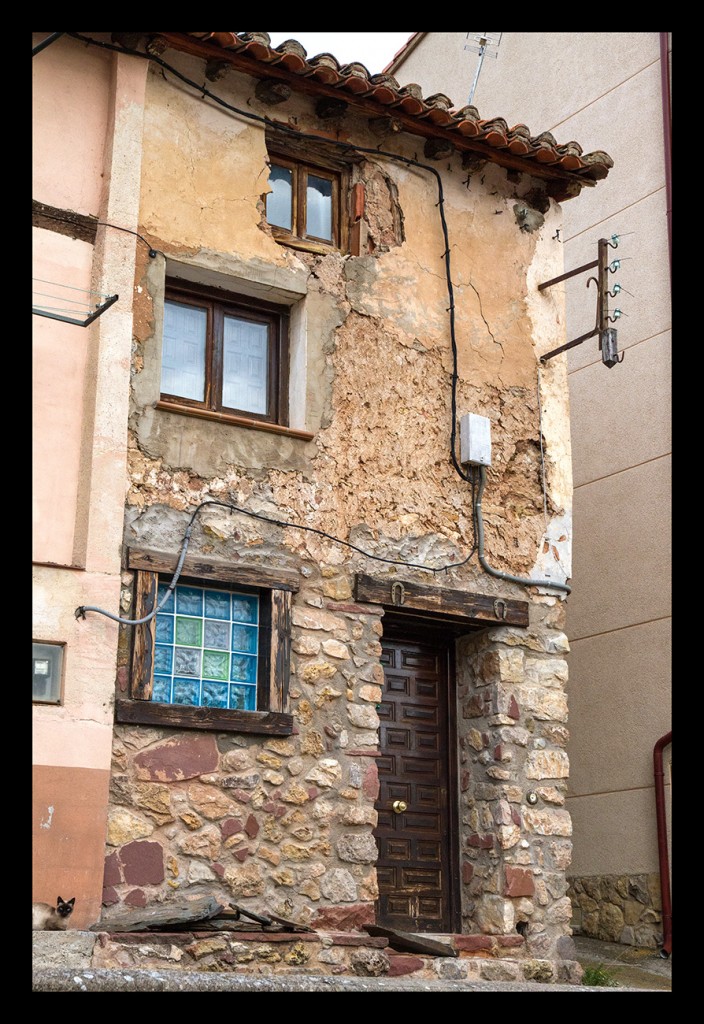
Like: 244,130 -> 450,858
266,149 -> 349,256
115,548 -> 297,736
159,279 -> 290,428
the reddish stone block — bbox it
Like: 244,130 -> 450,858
454,935 -> 492,951
310,903 -> 375,932
229,789 -> 252,803
134,734 -> 219,781
234,848 -> 249,862
462,861 -> 474,883
212,863 -> 225,878
363,763 -> 380,800
220,817 -> 244,838
461,770 -> 470,792
102,886 -> 119,906
511,808 -> 522,826
116,665 -> 129,693
244,814 -> 259,838
125,889 -> 147,907
498,934 -> 525,948
387,955 -> 424,976
467,833 -> 494,849
508,695 -> 520,719
103,851 -> 122,887
119,841 -> 165,885
504,866 -> 535,897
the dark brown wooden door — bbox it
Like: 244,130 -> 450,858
374,635 -> 455,932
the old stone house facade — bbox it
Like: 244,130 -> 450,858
387,32 -> 672,953
33,31 -> 614,981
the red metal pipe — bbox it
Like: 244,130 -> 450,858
653,730 -> 672,957
659,32 -> 672,276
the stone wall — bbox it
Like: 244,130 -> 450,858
457,600 -> 575,962
568,872 -> 663,948
106,569 -> 385,934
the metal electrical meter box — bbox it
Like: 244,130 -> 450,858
32,642 -> 63,703
459,413 -> 492,466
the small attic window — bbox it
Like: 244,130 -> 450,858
266,151 -> 343,253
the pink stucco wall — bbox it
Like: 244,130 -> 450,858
32,33 -> 110,217
32,228 -> 92,565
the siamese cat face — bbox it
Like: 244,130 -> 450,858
55,896 -> 75,917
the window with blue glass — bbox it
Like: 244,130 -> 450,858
121,557 -> 296,736
152,582 -> 260,711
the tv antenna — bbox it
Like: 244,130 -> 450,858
464,32 -> 502,105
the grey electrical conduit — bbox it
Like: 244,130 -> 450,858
473,465 -> 571,595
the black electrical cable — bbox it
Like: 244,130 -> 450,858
33,207 -> 163,259
75,499 -> 476,625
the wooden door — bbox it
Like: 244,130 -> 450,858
373,634 -> 456,932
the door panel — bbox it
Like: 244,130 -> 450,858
374,636 -> 454,932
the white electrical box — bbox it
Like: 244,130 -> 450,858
459,413 -> 492,466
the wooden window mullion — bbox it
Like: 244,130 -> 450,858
131,571 -> 158,700
209,304 -> 223,412
269,588 -> 291,714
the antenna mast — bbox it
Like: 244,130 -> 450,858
464,32 -> 502,105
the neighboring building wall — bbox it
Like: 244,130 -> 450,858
96,41 -> 580,966
390,31 -> 672,947
32,35 -> 148,928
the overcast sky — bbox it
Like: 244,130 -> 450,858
265,32 -> 415,75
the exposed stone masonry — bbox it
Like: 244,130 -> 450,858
457,599 -> 575,963
568,872 -> 663,948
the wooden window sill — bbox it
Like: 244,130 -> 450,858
115,699 -> 294,736
155,401 -> 314,441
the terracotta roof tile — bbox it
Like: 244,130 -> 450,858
172,32 -> 613,198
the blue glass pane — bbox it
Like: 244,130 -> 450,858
174,647 -> 201,677
268,164 -> 292,230
204,619 -> 230,650
155,615 -> 174,643
232,594 -> 258,624
157,583 -> 175,612
231,624 -> 258,654
154,644 -> 173,674
231,654 -> 257,684
202,681 -> 229,708
204,590 -> 230,620
176,586 -> 204,616
173,677 -> 200,705
229,684 -> 256,711
152,676 -> 172,703
175,617 -> 202,647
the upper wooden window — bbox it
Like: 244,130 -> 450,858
159,280 -> 289,427
265,151 -> 348,254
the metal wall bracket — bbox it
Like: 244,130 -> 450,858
538,238 -> 625,368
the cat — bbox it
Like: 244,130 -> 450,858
32,896 -> 75,931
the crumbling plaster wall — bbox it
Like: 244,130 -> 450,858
104,51 -> 575,942
128,57 -> 571,578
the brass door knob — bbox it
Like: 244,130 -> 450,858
392,800 -> 407,814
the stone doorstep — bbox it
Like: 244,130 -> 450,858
35,930 -> 583,985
